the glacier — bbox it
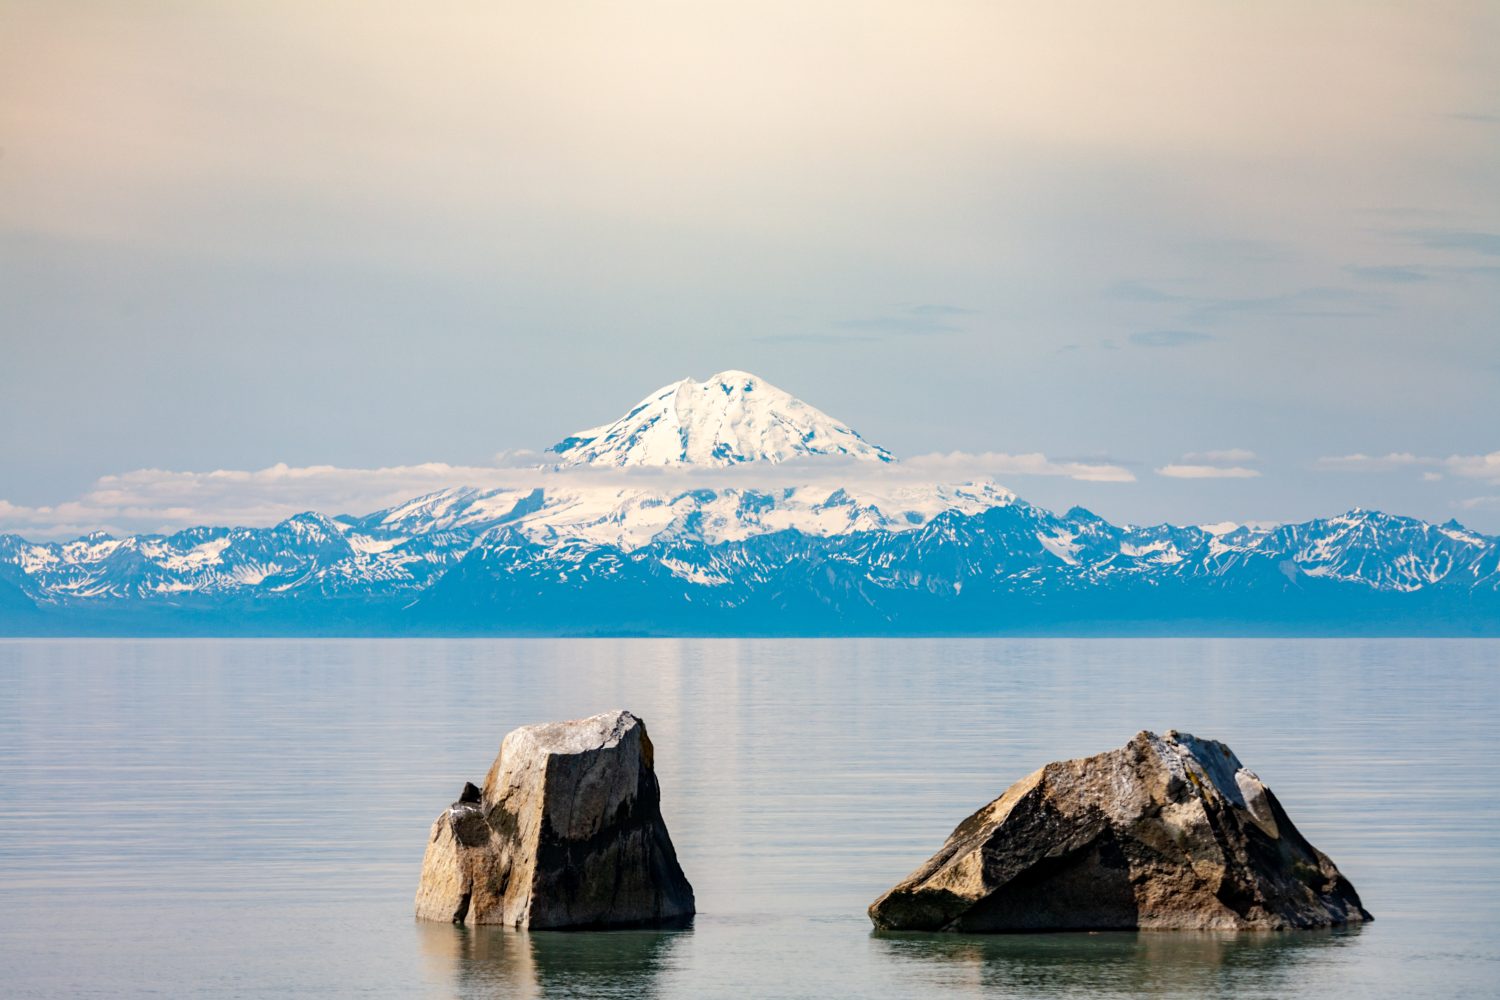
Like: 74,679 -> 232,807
1,371 -> 1496,636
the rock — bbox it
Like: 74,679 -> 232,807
868,730 -> 1371,932
414,709 -> 695,929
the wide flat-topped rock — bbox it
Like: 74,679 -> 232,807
415,710 -> 694,929
869,730 -> 1371,932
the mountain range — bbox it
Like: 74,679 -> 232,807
3,370 -> 1497,636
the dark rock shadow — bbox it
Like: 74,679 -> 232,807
957,828 -> 1140,931
417,920 -> 687,999
870,924 -> 1365,996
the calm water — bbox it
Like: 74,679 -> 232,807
0,639 -> 1495,998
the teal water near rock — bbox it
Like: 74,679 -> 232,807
0,639 -> 1495,997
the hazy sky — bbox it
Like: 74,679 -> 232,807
3,0 -> 1499,536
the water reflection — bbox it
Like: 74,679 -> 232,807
872,926 -> 1364,997
2,638 -> 1494,998
417,921 -> 686,999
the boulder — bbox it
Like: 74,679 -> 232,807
415,710 -> 695,929
869,730 -> 1371,932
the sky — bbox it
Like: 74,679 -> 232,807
2,0 -> 1499,538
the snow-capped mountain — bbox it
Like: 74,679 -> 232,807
1,370 -> 1496,635
547,370 -> 894,466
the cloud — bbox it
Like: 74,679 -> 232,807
1400,230 -> 1500,257
1155,464 -> 1260,479
0,447 -> 1140,538
1183,448 -> 1257,463
1347,265 -> 1429,284
0,499 -> 125,540
1155,448 -> 1260,478
0,462 -> 522,538
836,316 -> 960,333
834,304 -> 975,336
1422,471 -> 1445,482
1190,287 -> 1389,323
1447,453 -> 1500,482
1129,330 -> 1215,348
1315,452 -> 1423,472
1106,281 -> 1187,303
753,332 -> 879,345
1055,331 -> 1217,353
1109,281 -> 1390,324
909,304 -> 979,317
902,452 -> 1136,483
1316,451 -> 1500,483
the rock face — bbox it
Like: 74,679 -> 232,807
869,730 -> 1371,932
414,710 -> 695,929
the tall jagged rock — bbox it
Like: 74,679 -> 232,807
869,730 -> 1371,932
415,710 -> 694,929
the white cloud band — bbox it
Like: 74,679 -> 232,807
1316,451 -> 1500,483
1155,464 -> 1261,479
0,450 -> 1138,538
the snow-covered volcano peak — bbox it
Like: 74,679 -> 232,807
547,370 -> 896,467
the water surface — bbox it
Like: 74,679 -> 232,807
0,639 -> 1494,997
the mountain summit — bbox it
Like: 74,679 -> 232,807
547,370 -> 895,467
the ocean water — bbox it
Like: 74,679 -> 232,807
0,638 -> 1495,998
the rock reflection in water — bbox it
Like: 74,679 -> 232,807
417,920 -> 685,999
871,925 -> 1364,997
